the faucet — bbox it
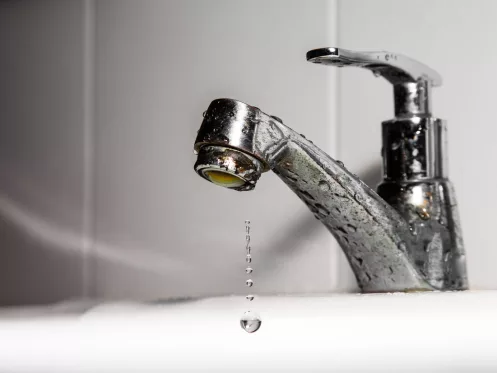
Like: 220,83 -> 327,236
193,47 -> 468,293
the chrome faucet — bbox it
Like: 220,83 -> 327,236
193,47 -> 468,293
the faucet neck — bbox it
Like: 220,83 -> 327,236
393,81 -> 431,118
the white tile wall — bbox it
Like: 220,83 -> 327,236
92,0 -> 341,300
2,0 -> 497,304
0,0 -> 87,304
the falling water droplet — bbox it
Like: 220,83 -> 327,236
240,311 -> 261,333
246,295 -> 254,301
246,267 -> 253,274
246,255 -> 252,263
398,241 -> 407,251
202,111 -> 207,118
246,279 -> 254,287
246,246 -> 251,254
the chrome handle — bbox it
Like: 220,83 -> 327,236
306,47 -> 442,87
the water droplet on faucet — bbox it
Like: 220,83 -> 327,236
318,180 -> 330,192
354,193 -> 364,203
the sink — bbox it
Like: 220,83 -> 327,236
0,291 -> 496,372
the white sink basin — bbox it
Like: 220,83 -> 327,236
0,290 -> 496,372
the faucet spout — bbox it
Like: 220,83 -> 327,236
194,98 -> 437,292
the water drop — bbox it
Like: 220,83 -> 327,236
336,160 -> 345,167
245,220 -> 250,224
300,134 -> 307,139
346,224 -> 357,233
229,111 -> 235,117
409,224 -> 418,236
193,149 -> 199,155
337,174 -> 348,184
398,241 -> 407,251
391,141 -> 401,150
246,255 -> 252,263
373,70 -> 381,77
318,180 -> 330,192
315,203 -> 330,217
246,235 -> 251,242
246,295 -> 254,301
218,134 -> 229,143
246,246 -> 251,254
417,207 -> 430,220
240,311 -> 261,333
202,111 -> 207,118
385,54 -> 390,61
299,190 -> 315,200
246,279 -> 254,287
246,267 -> 253,274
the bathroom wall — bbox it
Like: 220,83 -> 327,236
91,0 -> 343,299
1,0 -> 496,304
0,0 -> 88,304
0,0 -> 343,304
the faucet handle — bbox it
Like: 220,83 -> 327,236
307,47 -> 441,117
306,47 -> 442,87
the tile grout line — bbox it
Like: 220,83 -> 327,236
82,0 -> 96,299
330,0 -> 350,291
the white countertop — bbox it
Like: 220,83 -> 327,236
0,290 -> 496,372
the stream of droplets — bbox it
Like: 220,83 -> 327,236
240,220 -> 262,333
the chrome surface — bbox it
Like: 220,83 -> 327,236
193,47 -> 468,293
307,47 -> 438,117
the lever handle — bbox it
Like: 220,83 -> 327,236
306,47 -> 442,87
